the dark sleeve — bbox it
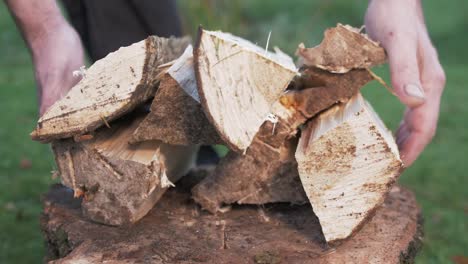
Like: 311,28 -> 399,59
61,0 -> 183,62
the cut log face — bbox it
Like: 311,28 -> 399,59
131,46 -> 223,145
296,24 -> 386,73
52,113 -> 198,226
295,93 -> 403,242
192,68 -> 374,213
31,36 -> 191,142
194,28 -> 298,152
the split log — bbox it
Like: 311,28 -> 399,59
295,93 -> 403,242
31,36 -> 191,142
51,112 -> 198,226
41,178 -> 423,263
192,137 -> 308,213
192,68 -> 374,213
296,24 -> 386,73
191,24 -> 383,213
131,45 -> 223,145
194,28 -> 298,152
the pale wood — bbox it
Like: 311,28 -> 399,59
191,29 -> 376,213
192,68 -> 374,213
194,28 -> 298,152
167,45 -> 200,102
52,112 -> 198,226
31,36 -> 191,142
131,46 -> 222,145
296,24 -> 386,73
41,180 -> 423,264
295,93 -> 403,242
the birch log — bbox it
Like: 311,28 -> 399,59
295,93 -> 403,242
52,113 -> 198,226
131,46 -> 222,145
194,28 -> 298,152
31,36 -> 191,142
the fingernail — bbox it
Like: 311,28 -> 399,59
404,84 -> 425,99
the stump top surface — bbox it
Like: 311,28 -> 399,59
42,178 -> 422,264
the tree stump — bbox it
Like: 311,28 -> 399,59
41,169 -> 423,264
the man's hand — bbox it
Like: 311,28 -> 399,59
365,0 -> 446,167
5,0 -> 84,116
31,21 -> 84,115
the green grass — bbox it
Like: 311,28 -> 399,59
0,1 -> 466,263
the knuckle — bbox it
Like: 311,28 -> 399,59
423,66 -> 446,92
434,69 -> 446,87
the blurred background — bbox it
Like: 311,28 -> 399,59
0,0 -> 466,263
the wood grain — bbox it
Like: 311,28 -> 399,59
296,93 -> 403,242
194,28 -> 298,152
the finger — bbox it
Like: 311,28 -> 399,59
417,24 -> 446,97
396,121 -> 410,148
385,33 -> 426,108
398,129 -> 429,166
398,30 -> 444,166
398,93 -> 439,166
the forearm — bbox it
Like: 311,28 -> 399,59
5,0 -> 66,53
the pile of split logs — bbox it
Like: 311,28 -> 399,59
33,24 -> 403,244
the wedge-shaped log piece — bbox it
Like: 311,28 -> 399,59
192,69 -> 374,213
296,24 -> 386,73
296,93 -> 403,242
31,36 -> 191,141
52,114 -> 197,226
132,46 -> 222,145
195,28 -> 298,152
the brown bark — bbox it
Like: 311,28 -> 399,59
296,24 -> 386,73
131,46 -> 222,145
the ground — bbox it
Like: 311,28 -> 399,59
0,1 -> 466,263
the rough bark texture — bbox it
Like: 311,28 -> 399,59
192,138 -> 308,213
296,93 -> 403,242
132,46 -> 222,145
296,24 -> 386,73
51,113 -> 198,226
32,36 -> 191,142
192,68 -> 373,213
41,176 -> 423,264
194,28 -> 298,152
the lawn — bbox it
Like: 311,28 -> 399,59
0,1 -> 466,263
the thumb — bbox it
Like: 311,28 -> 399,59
386,37 -> 426,108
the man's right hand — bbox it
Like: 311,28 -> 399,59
5,0 -> 85,116
32,20 -> 84,116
